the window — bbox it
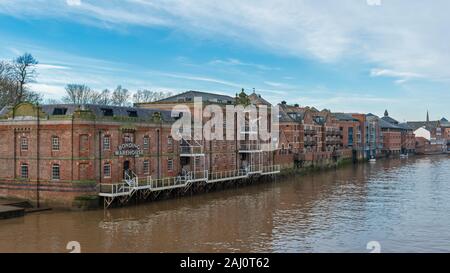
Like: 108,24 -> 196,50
143,136 -> 149,150
167,136 -> 173,146
52,136 -> 60,151
21,137 -> 28,151
103,136 -> 111,150
21,163 -> 28,179
143,160 -> 150,175
123,134 -> 133,144
101,108 -> 114,117
167,159 -> 174,171
52,164 -> 60,180
127,110 -> 138,118
103,163 -> 111,178
52,108 -> 67,115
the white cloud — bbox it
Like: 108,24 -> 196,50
66,0 -> 81,7
370,68 -> 424,84
209,58 -> 279,71
2,0 -> 450,85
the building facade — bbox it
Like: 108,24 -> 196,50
0,103 -> 178,207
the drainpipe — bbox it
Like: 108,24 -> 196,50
36,104 -> 40,208
98,130 -> 102,186
157,128 -> 161,179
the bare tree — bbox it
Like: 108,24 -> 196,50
62,84 -> 98,105
1,56 -> 42,108
96,89 -> 112,105
111,85 -> 130,106
132,89 -> 174,103
13,53 -> 38,105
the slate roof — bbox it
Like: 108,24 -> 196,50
398,122 -> 414,131
38,104 -> 175,122
406,121 -> 440,131
278,103 -> 315,123
154,90 -> 235,104
381,115 -> 399,125
248,93 -> 272,106
332,112 -> 359,122
379,118 -> 401,130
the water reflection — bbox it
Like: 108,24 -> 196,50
0,156 -> 449,253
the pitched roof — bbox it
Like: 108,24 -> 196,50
332,112 -> 359,121
381,115 -> 399,125
398,122 -> 414,131
379,118 -> 401,130
154,90 -> 235,104
248,92 -> 272,106
406,121 -> 440,131
278,104 -> 307,122
39,104 -> 175,122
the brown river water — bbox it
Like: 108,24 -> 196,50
1,155 -> 449,253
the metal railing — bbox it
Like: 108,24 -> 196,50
180,139 -> 204,155
180,145 -> 204,155
245,164 -> 262,173
99,164 -> 282,205
99,183 -> 132,196
208,169 -> 248,182
262,165 -> 281,174
238,143 -> 262,151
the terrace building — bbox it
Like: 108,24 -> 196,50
0,92 -> 282,208
0,102 -> 178,207
379,110 -> 402,156
332,113 -> 363,161
363,113 -> 383,159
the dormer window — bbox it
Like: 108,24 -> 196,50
101,108 -> 114,117
53,108 -> 67,115
127,110 -> 138,118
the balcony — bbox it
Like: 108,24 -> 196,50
304,139 -> 317,146
238,142 -> 262,153
240,125 -> 258,135
180,139 -> 204,157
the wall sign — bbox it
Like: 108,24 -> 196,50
115,143 -> 143,157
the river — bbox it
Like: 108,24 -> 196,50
1,155 -> 449,253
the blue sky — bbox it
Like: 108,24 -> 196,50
0,0 -> 449,121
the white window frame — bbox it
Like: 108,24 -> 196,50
103,136 -> 111,151
21,137 -> 28,151
21,163 -> 28,179
143,136 -> 149,150
167,159 -> 174,171
52,136 -> 60,151
52,164 -> 60,180
103,162 -> 111,178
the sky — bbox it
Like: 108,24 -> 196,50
0,0 -> 449,121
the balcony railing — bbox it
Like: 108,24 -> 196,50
238,143 -> 262,152
304,129 -> 317,135
208,169 -> 248,182
304,139 -> 317,146
180,138 -> 204,156
262,165 -> 280,174
180,145 -> 204,155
